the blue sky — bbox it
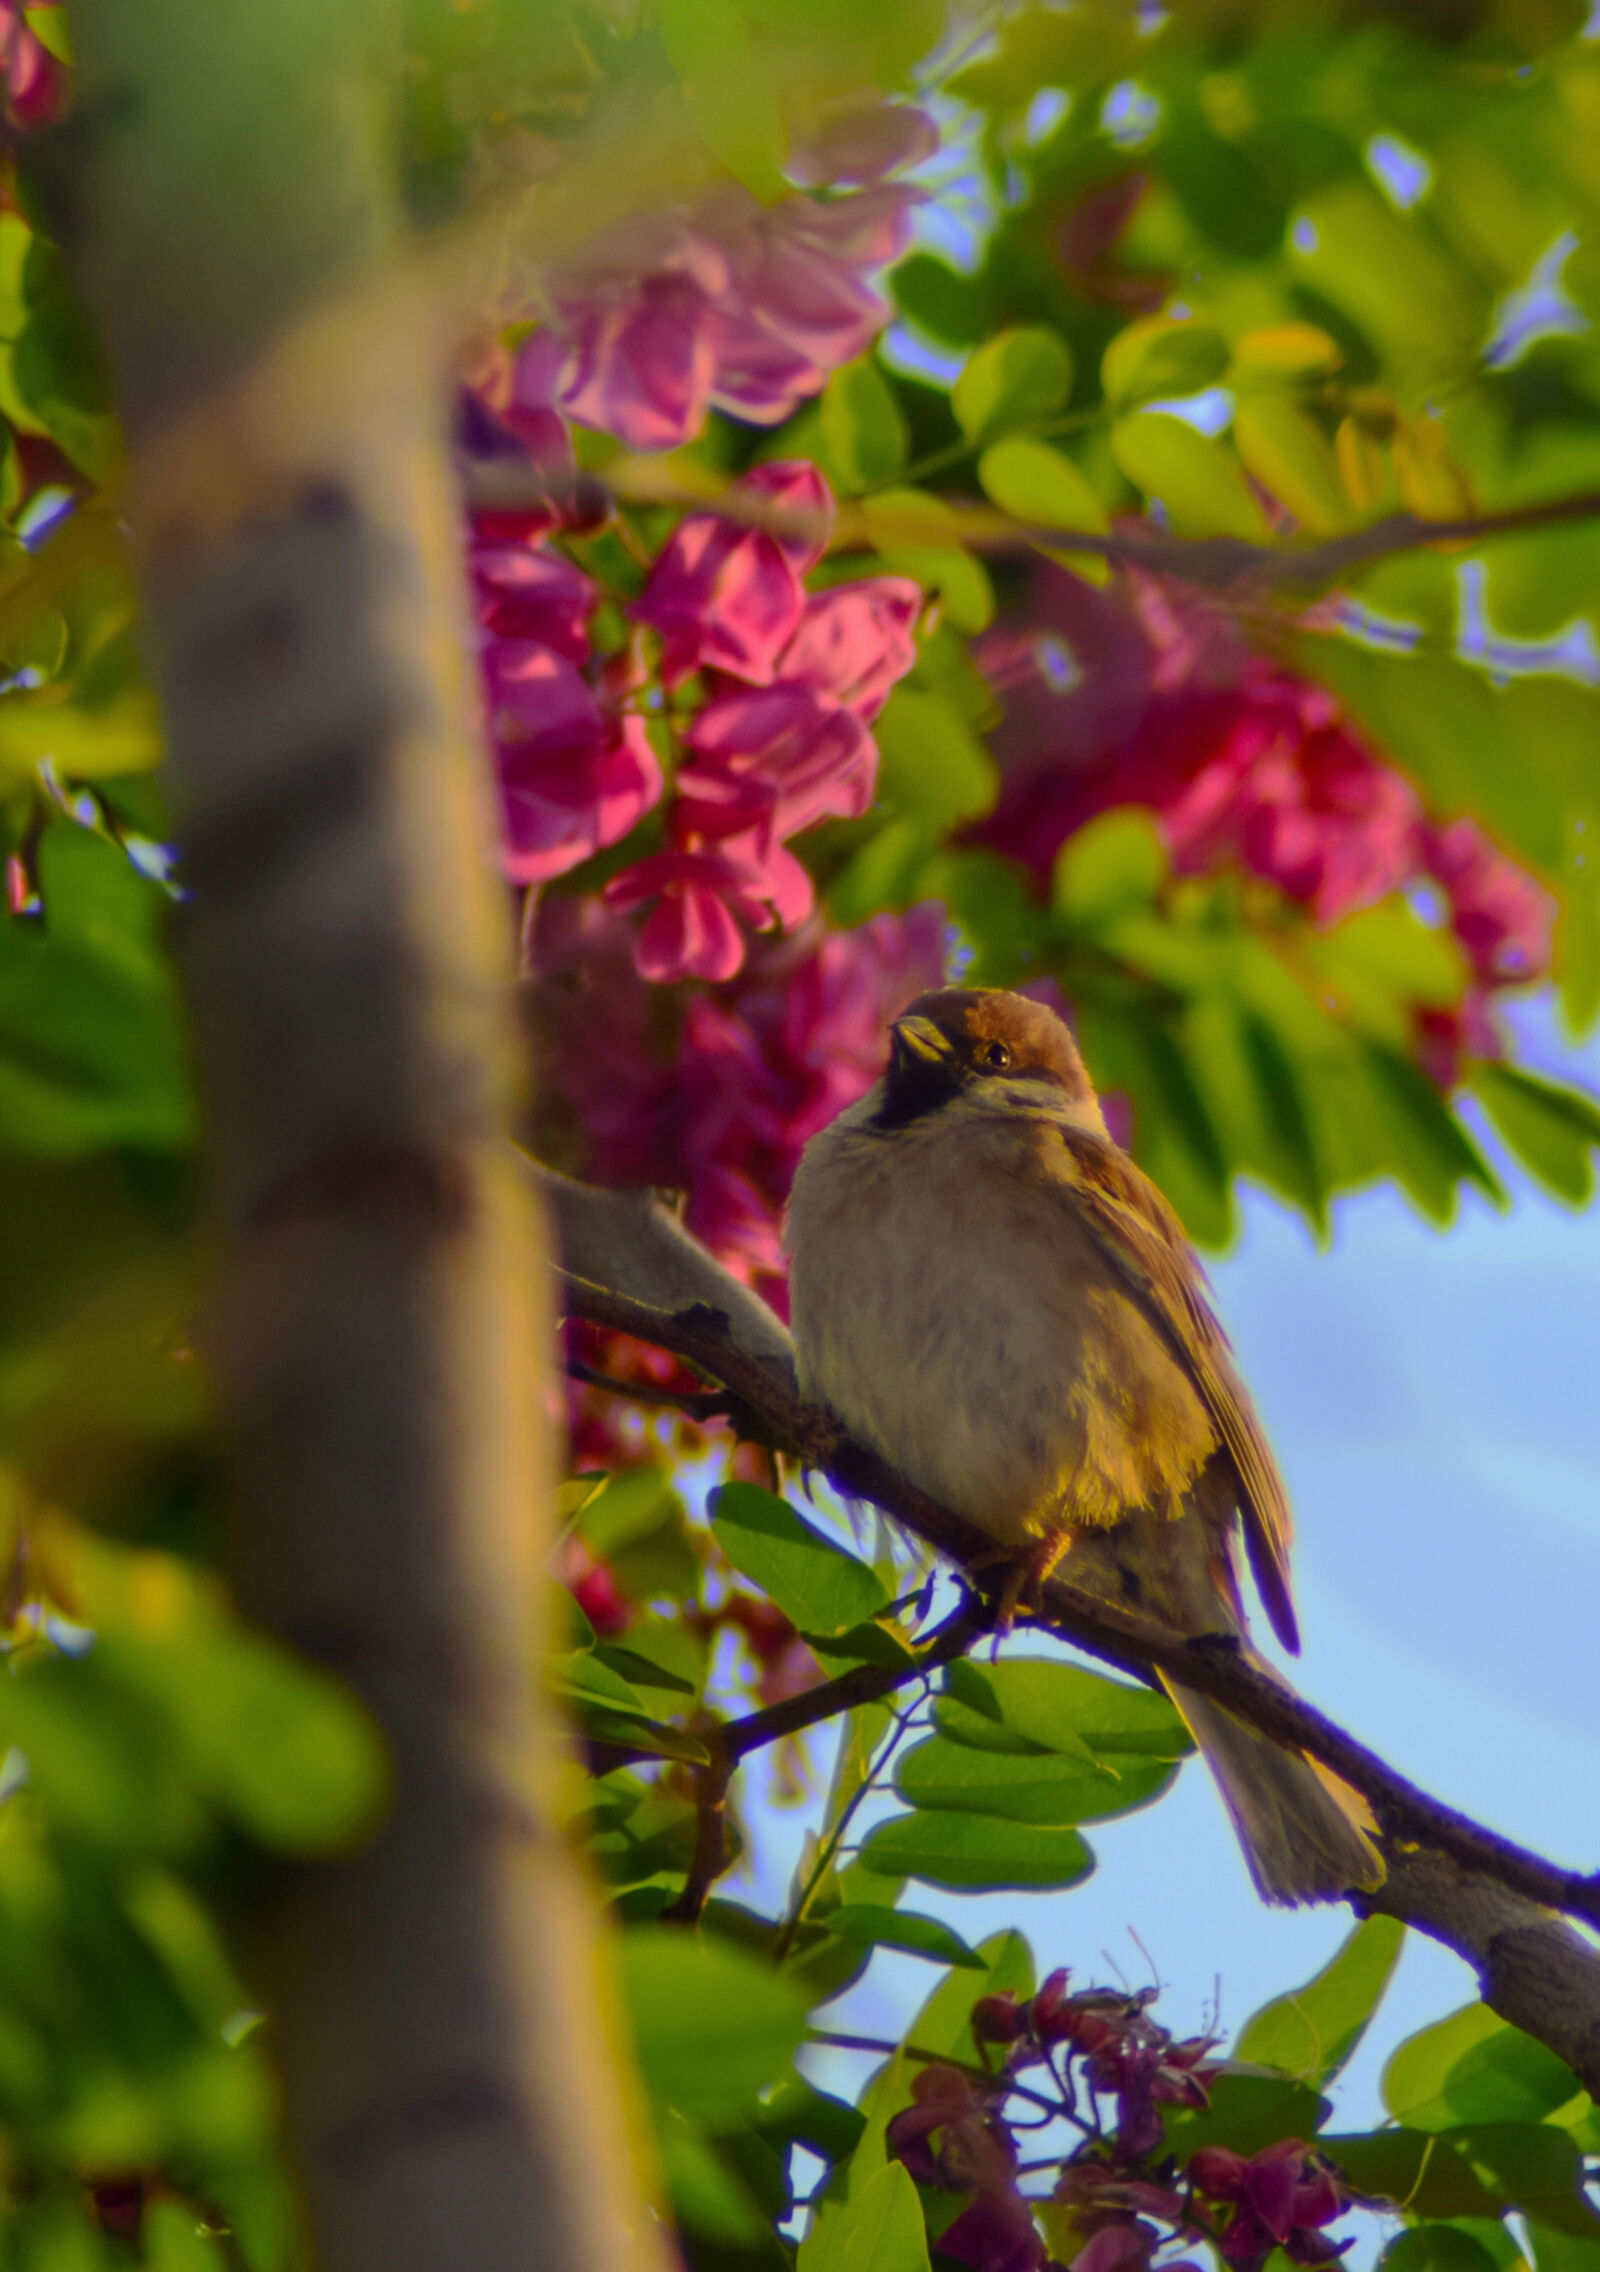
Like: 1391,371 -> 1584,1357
747,995 -> 1600,2146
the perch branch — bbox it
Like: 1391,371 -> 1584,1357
531,1158 -> 1600,2094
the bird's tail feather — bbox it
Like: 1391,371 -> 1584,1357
1164,1679 -> 1384,1907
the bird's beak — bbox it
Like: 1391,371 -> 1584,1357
890,1016 -> 956,1073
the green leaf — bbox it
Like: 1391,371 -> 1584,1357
799,2159 -> 931,2272
618,1927 -> 808,2123
1110,414 -> 1270,541
578,1464 -> 679,1557
941,1656 -> 1192,1760
1381,2228 -> 1505,2272
141,2203 -> 225,2272
1053,808 -> 1168,928
821,357 -> 909,495
1233,396 -> 1350,534
656,2109 -> 768,2244
1102,317 -> 1230,408
551,1648 -> 651,1716
823,1904 -> 986,1969
1383,2003 -> 1579,2131
1235,1915 -> 1405,2085
657,0 -> 786,201
593,1642 -> 698,1698
710,1483 -> 888,1637
0,826 -> 192,1154
860,488 -> 994,633
1322,2130 -> 1501,2219
895,1733 -> 1175,1825
856,1809 -> 1092,1892
952,326 -> 1073,446
1165,2071 -> 1331,2162
1230,324 -> 1343,378
978,436 -> 1109,581
873,687 -> 997,825
1443,2122 -> 1600,2237
1528,2225 -> 1600,2272
1468,1064 -> 1600,1206
757,2077 -> 867,2163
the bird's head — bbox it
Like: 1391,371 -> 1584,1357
879,988 -> 1107,1135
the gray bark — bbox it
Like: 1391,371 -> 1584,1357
60,8 -> 670,2269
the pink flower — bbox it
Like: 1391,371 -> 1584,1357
472,544 -> 596,663
679,683 -> 878,840
705,186 -> 919,424
527,156 -> 924,454
0,3 -> 65,128
1425,816 -> 1553,987
632,462 -> 834,687
778,578 -> 922,719
1189,2142 -> 1348,2272
498,714 -> 661,885
557,269 -> 721,454
527,899 -> 946,1299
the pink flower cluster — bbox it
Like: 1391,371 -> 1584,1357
974,563 -> 1553,1079
605,460 -> 920,982
0,2 -> 65,129
524,105 -> 932,452
883,1972 -> 1353,2272
531,895 -> 947,1298
470,490 -> 665,889
463,407 -> 920,981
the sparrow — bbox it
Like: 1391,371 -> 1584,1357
784,986 -> 1382,1906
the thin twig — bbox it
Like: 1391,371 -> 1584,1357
807,2033 -> 1067,2121
565,1357 -> 737,1423
596,456 -> 1600,597
773,1688 -> 929,1962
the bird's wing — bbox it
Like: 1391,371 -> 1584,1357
1047,1123 -> 1300,1655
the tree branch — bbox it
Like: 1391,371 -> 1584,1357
592,456 -> 1600,597
532,1160 -> 1600,2092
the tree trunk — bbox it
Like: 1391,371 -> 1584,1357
59,7 -> 667,2269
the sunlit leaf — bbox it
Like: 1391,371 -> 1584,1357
619,1928 -> 809,2122
658,0 -> 786,199
857,1808 -> 1093,1891
953,325 -> 1073,445
710,1482 -> 889,1637
1383,2004 -> 1580,2131
1236,1915 -> 1405,2083
822,1903 -> 986,1969
1467,1063 -> 1600,1205
896,1732 -> 1175,1825
799,2159 -> 931,2272
821,357 -> 909,495
1102,317 -> 1230,408
1110,413 -> 1271,541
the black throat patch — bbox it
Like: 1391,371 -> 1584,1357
872,1049 -> 962,1129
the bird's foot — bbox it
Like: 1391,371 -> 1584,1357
965,1533 -> 1074,1635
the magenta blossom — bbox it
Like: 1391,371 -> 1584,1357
779,579 -> 922,719
632,461 -> 833,687
1188,2142 -> 1348,2272
523,127 -> 927,453
972,561 -> 1553,1068
1424,815 -> 1553,987
529,898 -> 947,1299
498,715 -> 661,885
0,1 -> 65,128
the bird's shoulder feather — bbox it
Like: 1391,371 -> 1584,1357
1023,1117 -> 1300,1654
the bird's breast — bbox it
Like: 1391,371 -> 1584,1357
785,1103 -> 1216,1546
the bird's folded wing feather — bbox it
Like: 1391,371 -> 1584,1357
1046,1124 -> 1300,1655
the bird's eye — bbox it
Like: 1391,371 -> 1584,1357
980,1040 -> 1012,1072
